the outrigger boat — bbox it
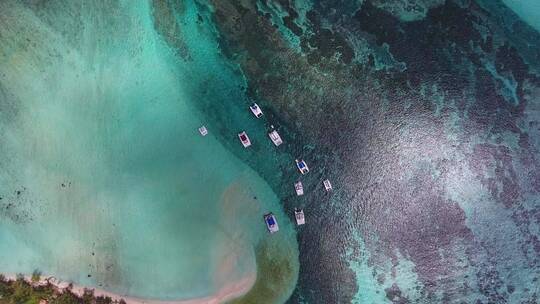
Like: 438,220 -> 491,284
268,126 -> 283,146
295,159 -> 309,174
249,103 -> 263,118
198,126 -> 208,136
295,181 -> 304,196
323,179 -> 332,192
264,213 -> 279,233
294,208 -> 305,225
238,131 -> 251,148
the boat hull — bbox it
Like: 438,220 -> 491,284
323,179 -> 332,191
250,103 -> 263,118
268,130 -> 283,146
198,126 -> 208,136
295,209 -> 305,225
238,131 -> 251,148
264,213 -> 279,233
295,182 -> 304,196
295,159 -> 309,174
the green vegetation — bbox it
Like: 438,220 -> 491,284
0,274 -> 126,304
31,271 -> 41,284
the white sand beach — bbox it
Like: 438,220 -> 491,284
4,272 -> 255,304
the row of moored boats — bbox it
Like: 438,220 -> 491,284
199,103 -> 332,234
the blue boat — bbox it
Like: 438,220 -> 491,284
264,213 -> 279,233
295,159 -> 309,174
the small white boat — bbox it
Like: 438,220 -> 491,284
323,179 -> 332,192
294,208 -> 305,225
264,213 -> 279,233
238,131 -> 251,148
295,181 -> 304,196
249,103 -> 263,118
198,126 -> 208,136
295,159 -> 309,174
268,130 -> 283,146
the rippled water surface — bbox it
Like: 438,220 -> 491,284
205,0 -> 540,303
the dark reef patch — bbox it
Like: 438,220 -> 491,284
151,0 -> 191,60
385,284 -> 409,304
0,186 -> 35,224
162,0 -> 540,302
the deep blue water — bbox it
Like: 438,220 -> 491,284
204,0 -> 540,303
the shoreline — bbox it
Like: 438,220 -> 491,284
3,272 -> 256,304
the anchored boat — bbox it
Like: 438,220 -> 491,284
295,159 -> 309,174
294,208 -> 305,225
249,103 -> 263,118
323,179 -> 332,192
264,213 -> 279,233
268,128 -> 283,146
198,126 -> 208,136
295,181 -> 304,196
238,131 -> 251,148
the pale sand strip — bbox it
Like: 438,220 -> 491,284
3,272 -> 255,304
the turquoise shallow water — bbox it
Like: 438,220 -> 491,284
3,0 -> 540,303
502,0 -> 540,32
0,0 -> 298,301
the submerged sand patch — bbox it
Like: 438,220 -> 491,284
0,1 -> 299,301
220,175 -> 299,304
